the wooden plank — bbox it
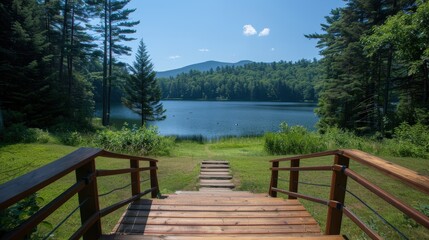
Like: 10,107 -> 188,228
200,179 -> 233,184
102,235 -> 345,240
171,191 -> 267,197
117,224 -> 321,234
124,210 -> 312,218
200,169 -> 231,172
199,171 -> 231,175
202,161 -> 229,164
200,183 -> 235,188
199,175 -> 232,179
201,165 -> 230,169
128,205 -> 307,212
134,199 -> 296,206
198,188 -> 233,192
120,216 -> 318,226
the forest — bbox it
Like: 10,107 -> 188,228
0,0 -> 140,129
157,60 -> 320,102
1,0 -> 429,137
308,0 -> 429,135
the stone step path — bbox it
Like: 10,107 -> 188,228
199,160 -> 234,190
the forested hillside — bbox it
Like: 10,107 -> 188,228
158,60 -> 320,102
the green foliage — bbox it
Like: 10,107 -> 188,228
2,124 -> 50,144
403,204 -> 429,228
0,194 -> 51,238
264,123 -> 325,155
158,59 -> 320,102
386,123 -> 429,158
265,122 -> 429,158
94,123 -> 174,156
56,131 -> 84,146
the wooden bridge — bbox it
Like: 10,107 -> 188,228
1,148 -> 429,239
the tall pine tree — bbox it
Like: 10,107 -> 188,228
122,39 -> 165,125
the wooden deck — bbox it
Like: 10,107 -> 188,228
105,190 -> 343,239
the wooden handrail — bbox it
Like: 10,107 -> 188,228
0,148 -> 102,210
340,149 -> 429,195
0,148 -> 161,240
268,149 -> 429,239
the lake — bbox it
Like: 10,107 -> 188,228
105,101 -> 318,139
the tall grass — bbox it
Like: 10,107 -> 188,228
265,122 -> 429,158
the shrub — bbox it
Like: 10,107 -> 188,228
394,123 -> 429,150
265,123 -> 326,155
1,124 -> 50,144
57,131 -> 83,146
0,194 -> 51,238
94,123 -> 174,156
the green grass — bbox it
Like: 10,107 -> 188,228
1,139 -> 429,239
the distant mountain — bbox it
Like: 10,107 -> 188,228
156,60 -> 253,78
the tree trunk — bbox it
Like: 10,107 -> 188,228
67,1 -> 75,111
59,0 -> 69,87
102,0 -> 109,126
108,0 -> 112,123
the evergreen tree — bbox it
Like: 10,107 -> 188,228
307,0 -> 414,134
123,39 -> 165,125
0,0 -> 61,127
99,0 -> 138,126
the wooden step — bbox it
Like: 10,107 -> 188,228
200,179 -> 233,183
199,187 -> 233,192
103,235 -> 345,240
200,168 -> 231,172
117,224 -> 322,235
199,183 -> 235,188
200,174 -> 232,179
201,164 -> 230,169
202,160 -> 229,165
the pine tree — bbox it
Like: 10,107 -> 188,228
122,39 -> 166,125
0,0 -> 61,127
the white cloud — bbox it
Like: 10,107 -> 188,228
243,24 -> 257,36
169,55 -> 181,60
271,47 -> 275,51
198,48 -> 209,52
258,28 -> 270,37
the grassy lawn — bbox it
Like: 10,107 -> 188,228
1,139 -> 428,239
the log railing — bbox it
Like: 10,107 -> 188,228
0,148 -> 160,240
268,149 -> 429,239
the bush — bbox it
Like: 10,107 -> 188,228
0,194 -> 51,238
264,123 -> 326,155
94,123 -> 174,156
394,123 -> 429,150
385,123 -> 429,158
57,131 -> 83,146
1,124 -> 50,144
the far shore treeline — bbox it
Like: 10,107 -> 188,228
157,60 -> 319,102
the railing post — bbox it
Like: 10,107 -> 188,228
150,161 -> 159,198
269,161 -> 279,197
326,154 -> 349,235
130,159 -> 140,196
288,159 -> 300,199
75,158 -> 101,240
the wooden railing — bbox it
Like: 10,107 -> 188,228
0,148 -> 160,240
268,149 -> 429,239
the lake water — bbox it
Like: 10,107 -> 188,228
105,101 -> 318,139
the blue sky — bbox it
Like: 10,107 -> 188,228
123,0 -> 345,71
